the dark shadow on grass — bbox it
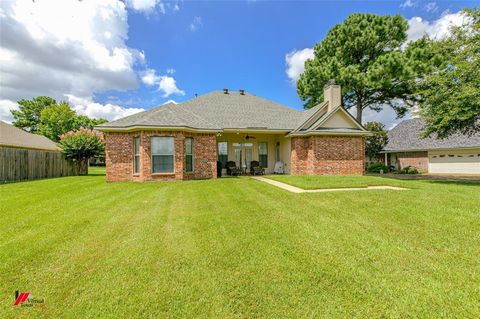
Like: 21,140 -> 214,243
423,180 -> 480,187
367,174 -> 480,187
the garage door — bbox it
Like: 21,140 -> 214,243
429,151 -> 480,174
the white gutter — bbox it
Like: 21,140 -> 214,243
381,146 -> 480,153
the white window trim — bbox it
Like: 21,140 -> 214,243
151,136 -> 175,174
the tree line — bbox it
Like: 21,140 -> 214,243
10,97 -> 107,174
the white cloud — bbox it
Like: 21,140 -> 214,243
173,3 -> 180,11
285,48 -> 314,83
407,11 -> 469,42
166,68 -> 176,74
400,0 -> 417,9
126,0 -> 162,13
0,100 -> 19,123
424,2 -> 438,13
66,95 -> 144,121
141,68 -> 185,97
141,68 -> 160,86
352,107 -> 413,130
0,0 -> 147,122
189,17 -> 202,32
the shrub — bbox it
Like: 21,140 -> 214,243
367,162 -> 389,173
59,128 -> 105,175
398,166 -> 419,174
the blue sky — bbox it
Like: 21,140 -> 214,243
0,0 -> 476,126
109,0 -> 472,109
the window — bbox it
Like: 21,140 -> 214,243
275,142 -> 280,162
258,142 -> 268,168
185,138 -> 194,172
133,137 -> 140,174
218,142 -> 228,169
151,137 -> 174,173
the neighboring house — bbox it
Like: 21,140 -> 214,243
382,118 -> 480,174
0,121 -> 78,182
96,83 -> 370,182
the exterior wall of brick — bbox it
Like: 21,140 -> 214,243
395,151 -> 428,172
290,136 -> 365,175
105,131 -> 217,182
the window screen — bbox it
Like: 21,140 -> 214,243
258,142 -> 268,168
218,142 -> 228,169
151,137 -> 174,173
133,137 -> 140,174
185,138 -> 193,172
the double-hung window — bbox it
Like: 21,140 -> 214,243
217,142 -> 228,169
151,137 -> 174,173
185,138 -> 194,172
133,137 -> 140,174
258,142 -> 268,168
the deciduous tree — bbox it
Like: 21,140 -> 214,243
411,9 -> 480,138
38,102 -> 77,142
364,122 -> 388,161
59,128 -> 105,175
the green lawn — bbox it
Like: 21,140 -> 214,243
266,174 -> 408,189
1,168 -> 479,318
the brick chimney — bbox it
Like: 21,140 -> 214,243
323,80 -> 341,112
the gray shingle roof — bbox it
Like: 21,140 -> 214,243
384,118 -> 480,152
100,102 -> 218,130
0,121 -> 60,151
97,91 -> 303,131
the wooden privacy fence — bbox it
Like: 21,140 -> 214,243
0,146 -> 80,182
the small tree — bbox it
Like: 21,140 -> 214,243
59,128 -> 105,175
364,122 -> 388,162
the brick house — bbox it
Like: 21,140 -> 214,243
96,83 -> 370,181
382,118 -> 480,174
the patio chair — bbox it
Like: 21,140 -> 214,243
226,161 -> 241,176
250,160 -> 265,176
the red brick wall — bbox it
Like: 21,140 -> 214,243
290,136 -> 365,175
105,131 -> 217,182
396,151 -> 428,172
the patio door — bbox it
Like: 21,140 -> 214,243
233,143 -> 253,171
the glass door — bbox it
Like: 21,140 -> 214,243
233,143 -> 253,173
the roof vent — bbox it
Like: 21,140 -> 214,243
239,89 -> 245,95
223,88 -> 229,94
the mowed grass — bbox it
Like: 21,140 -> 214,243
266,174 -> 408,189
1,168 -> 479,318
